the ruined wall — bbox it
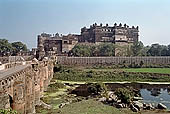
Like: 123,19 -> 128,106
57,56 -> 170,65
0,60 -> 54,114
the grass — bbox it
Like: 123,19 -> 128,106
54,67 -> 170,82
58,99 -> 133,114
36,82 -> 68,114
123,68 -> 170,74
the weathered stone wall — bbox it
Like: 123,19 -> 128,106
0,60 -> 54,114
57,56 -> 170,65
0,57 -> 9,64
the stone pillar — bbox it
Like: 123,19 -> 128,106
12,81 -> 26,114
25,72 -> 35,114
0,93 -> 11,109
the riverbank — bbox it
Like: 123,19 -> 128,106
35,65 -> 170,114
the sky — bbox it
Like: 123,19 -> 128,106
0,0 -> 170,49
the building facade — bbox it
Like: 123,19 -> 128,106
37,33 -> 78,59
37,23 -> 139,59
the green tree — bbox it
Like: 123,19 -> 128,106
0,39 -> 13,56
71,44 -> 91,57
11,41 -> 27,55
131,41 -> 144,56
147,43 -> 162,56
98,43 -> 115,56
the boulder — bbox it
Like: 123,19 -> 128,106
107,98 -> 113,102
157,103 -> 167,109
145,103 -> 154,110
98,97 -> 107,102
133,101 -> 143,111
130,104 -> 139,112
116,100 -> 121,103
115,103 -> 124,108
107,91 -> 118,102
39,101 -> 52,109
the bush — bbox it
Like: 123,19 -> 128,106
87,83 -> 107,95
47,82 -> 65,92
114,87 -> 135,104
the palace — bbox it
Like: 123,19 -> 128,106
37,23 -> 139,59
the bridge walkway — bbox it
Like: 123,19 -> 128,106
0,64 -> 31,79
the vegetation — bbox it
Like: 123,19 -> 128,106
53,65 -> 170,82
46,81 -> 66,93
70,43 -> 115,56
0,39 -> 28,56
11,42 -> 27,55
115,87 -> 135,104
70,41 -> 170,57
123,68 -> 170,74
87,83 -> 107,95
58,99 -> 131,114
0,109 -> 17,114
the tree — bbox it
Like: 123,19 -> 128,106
98,43 -> 115,56
0,39 -> 13,56
71,44 -> 91,57
131,41 -> 144,56
147,43 -> 163,56
160,45 -> 168,56
11,42 -> 27,55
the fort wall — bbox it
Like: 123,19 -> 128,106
57,56 -> 170,65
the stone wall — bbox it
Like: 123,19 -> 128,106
0,57 -> 9,64
0,60 -> 54,114
57,56 -> 170,65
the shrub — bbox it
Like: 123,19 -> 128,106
114,87 -> 135,104
47,82 -> 65,92
87,83 -> 107,95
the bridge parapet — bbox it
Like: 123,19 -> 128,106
0,59 -> 54,114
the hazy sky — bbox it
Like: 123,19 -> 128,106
0,0 -> 170,49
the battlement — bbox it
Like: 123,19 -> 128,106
81,23 -> 138,32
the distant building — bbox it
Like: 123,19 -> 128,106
37,33 -> 78,59
37,23 -> 139,59
79,23 -> 138,43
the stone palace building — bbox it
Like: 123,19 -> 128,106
37,23 -> 139,59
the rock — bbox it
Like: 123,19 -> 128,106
59,103 -> 66,108
133,101 -> 143,111
0,93 -> 10,109
116,100 -> 121,103
143,103 -> 147,107
133,97 -> 143,101
145,103 -> 154,110
130,104 -> 139,112
108,91 -> 118,102
39,101 -> 52,109
157,103 -> 167,109
115,103 -> 124,108
98,97 -> 107,102
107,98 -> 113,102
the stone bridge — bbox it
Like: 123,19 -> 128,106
0,59 -> 54,114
